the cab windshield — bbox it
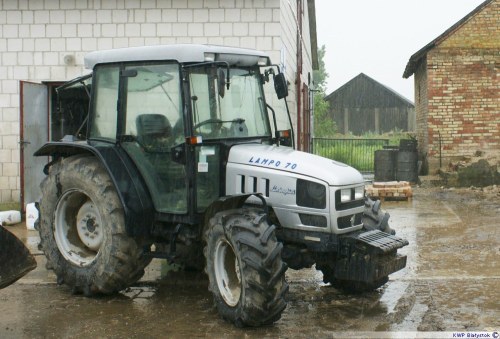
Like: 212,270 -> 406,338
188,66 -> 272,140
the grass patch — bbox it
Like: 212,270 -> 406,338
313,130 -> 417,172
333,129 -> 416,146
0,202 -> 21,212
314,140 -> 387,172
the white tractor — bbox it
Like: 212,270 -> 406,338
34,44 -> 407,327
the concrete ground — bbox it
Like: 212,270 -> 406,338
0,186 -> 499,338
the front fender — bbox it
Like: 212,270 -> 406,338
35,141 -> 155,238
203,193 -> 269,231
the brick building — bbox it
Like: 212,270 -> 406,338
0,0 -> 318,205
403,0 -> 499,173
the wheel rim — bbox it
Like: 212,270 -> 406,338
214,239 -> 241,307
54,189 -> 104,267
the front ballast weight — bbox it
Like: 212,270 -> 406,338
317,196 -> 408,293
334,230 -> 408,284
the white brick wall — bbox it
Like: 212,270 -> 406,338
0,0 -> 315,203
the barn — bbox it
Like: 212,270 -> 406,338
324,73 -> 415,135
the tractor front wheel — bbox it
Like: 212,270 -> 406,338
204,209 -> 288,327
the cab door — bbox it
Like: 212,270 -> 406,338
113,63 -> 189,214
20,81 -> 49,208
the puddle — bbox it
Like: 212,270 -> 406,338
1,187 -> 499,336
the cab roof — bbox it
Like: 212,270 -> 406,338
84,44 -> 271,69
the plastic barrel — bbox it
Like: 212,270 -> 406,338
26,203 -> 39,231
0,210 -> 21,226
396,151 -> 418,183
374,149 -> 398,181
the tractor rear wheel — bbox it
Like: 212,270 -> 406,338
38,155 -> 149,295
204,208 -> 288,327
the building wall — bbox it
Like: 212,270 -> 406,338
414,58 -> 429,165
279,0 -> 314,149
0,0 -> 314,203
423,1 -> 499,173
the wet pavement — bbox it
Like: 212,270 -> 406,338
1,186 -> 499,338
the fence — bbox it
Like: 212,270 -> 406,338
312,138 -> 389,172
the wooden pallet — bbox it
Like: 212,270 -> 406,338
365,181 -> 413,201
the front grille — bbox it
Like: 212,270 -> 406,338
299,214 -> 327,228
296,179 -> 326,209
337,213 -> 363,229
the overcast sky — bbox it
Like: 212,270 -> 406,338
315,0 -> 486,102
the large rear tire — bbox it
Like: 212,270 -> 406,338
38,155 -> 149,295
204,209 -> 288,327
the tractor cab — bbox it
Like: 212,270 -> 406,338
54,45 -> 293,220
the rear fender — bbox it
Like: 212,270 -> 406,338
35,142 -> 155,237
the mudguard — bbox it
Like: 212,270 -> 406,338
203,193 -> 268,228
34,141 -> 155,237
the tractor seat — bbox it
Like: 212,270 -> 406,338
136,114 -> 173,151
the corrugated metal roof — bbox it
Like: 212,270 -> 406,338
325,73 -> 414,107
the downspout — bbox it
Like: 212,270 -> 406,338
296,0 -> 303,150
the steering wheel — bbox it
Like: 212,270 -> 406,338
193,118 -> 225,137
193,118 -> 223,130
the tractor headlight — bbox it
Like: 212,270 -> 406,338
354,186 -> 365,200
340,188 -> 352,202
340,186 -> 365,202
297,179 -> 326,209
335,185 -> 365,211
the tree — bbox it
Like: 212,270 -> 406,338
313,45 -> 336,138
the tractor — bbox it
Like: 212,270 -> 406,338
34,44 -> 408,327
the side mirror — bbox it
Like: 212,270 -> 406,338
274,73 -> 288,99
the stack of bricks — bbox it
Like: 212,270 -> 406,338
365,181 -> 413,201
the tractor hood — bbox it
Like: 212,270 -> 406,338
228,144 -> 364,186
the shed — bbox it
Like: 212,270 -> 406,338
325,73 -> 415,135
403,0 -> 499,173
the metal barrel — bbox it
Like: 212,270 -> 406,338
396,150 -> 418,183
374,149 -> 398,182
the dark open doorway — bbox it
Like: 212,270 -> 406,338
20,76 -> 92,210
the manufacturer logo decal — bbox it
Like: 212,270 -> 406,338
248,157 -> 297,170
271,185 -> 296,196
